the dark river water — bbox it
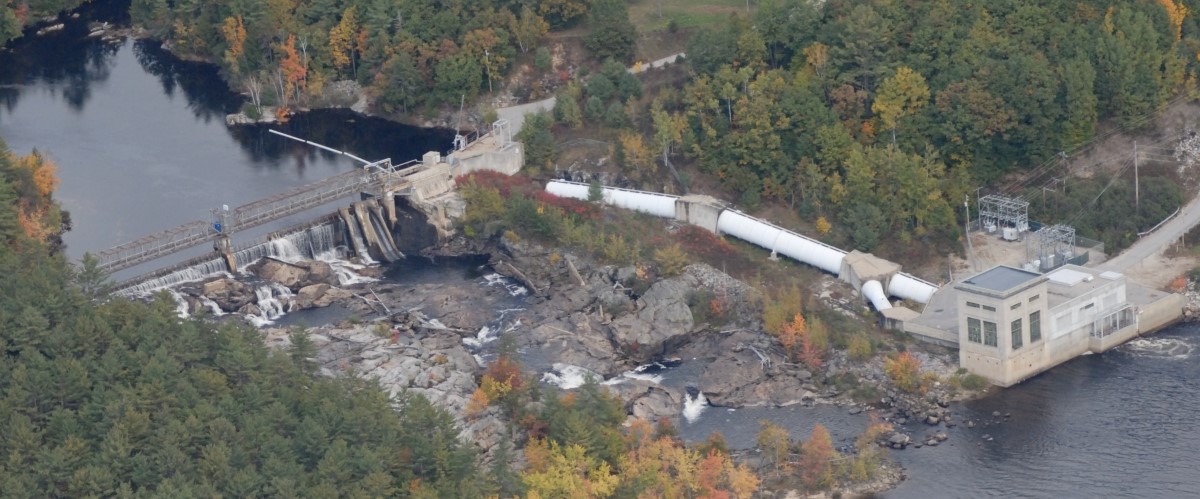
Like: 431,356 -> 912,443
0,1 -> 452,266
7,3 -> 1200,498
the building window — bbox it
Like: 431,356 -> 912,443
1011,318 -> 1023,350
984,321 -> 998,347
982,305 -> 996,312
1011,302 -> 1022,310
968,318 -> 982,344
1030,311 -> 1041,342
1082,303 -> 1094,311
967,302 -> 980,309
1029,294 -> 1040,303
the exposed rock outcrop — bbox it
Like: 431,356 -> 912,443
609,276 -> 697,363
682,329 -> 815,407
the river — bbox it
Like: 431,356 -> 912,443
6,4 -> 1200,498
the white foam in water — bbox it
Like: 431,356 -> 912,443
541,363 -> 600,390
1124,337 -> 1193,359
117,261 -> 231,297
313,248 -> 377,286
602,363 -> 666,385
168,290 -> 190,318
483,273 -> 528,296
199,296 -> 226,316
246,283 -> 294,326
683,391 -> 708,423
462,326 -> 493,348
268,237 -> 304,262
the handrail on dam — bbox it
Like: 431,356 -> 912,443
94,220 -> 216,272
94,127 -> 516,275
93,158 -> 421,273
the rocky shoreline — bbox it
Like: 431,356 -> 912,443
155,227 -> 998,495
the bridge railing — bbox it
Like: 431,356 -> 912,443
230,169 -> 377,233
96,220 -> 214,271
92,132 -> 501,273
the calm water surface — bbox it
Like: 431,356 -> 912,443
0,5 -> 451,262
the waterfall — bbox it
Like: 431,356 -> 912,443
371,203 -> 405,259
117,257 -> 230,297
246,282 -> 294,326
683,390 -> 708,423
340,208 -> 375,264
368,209 -> 404,261
198,295 -> 226,316
118,219 -> 370,298
167,289 -> 190,318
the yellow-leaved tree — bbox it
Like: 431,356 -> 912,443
871,66 -> 929,145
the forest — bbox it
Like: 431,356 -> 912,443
656,0 -> 1195,252
4,0 -> 1196,250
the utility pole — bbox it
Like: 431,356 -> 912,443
974,186 -> 984,221
1134,141 -> 1140,210
484,49 -> 493,94
964,194 -> 978,272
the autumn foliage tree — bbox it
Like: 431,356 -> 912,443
756,420 -> 791,476
276,34 -> 307,108
328,7 -> 359,77
219,16 -> 246,75
884,352 -> 924,394
3,148 -> 64,247
799,424 -> 837,490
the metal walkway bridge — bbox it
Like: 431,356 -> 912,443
93,121 -> 519,274
93,156 -> 427,273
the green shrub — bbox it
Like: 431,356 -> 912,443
961,373 -> 989,390
242,102 -> 263,120
847,334 -> 873,361
534,46 -> 552,70
653,243 -> 689,277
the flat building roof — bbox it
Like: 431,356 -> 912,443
960,265 -> 1043,294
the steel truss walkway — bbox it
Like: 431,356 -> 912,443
94,159 -> 414,272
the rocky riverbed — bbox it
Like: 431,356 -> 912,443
161,231 -> 981,495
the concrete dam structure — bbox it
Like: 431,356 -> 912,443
544,180 -> 939,312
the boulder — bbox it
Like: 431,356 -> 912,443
926,415 -> 940,425
202,277 -> 252,312
609,276 -> 696,363
295,283 -> 332,309
888,433 -> 910,449
697,351 -> 815,407
522,316 -> 621,377
238,303 -> 262,316
611,381 -> 685,421
298,260 -> 339,287
252,258 -> 310,290
314,287 -> 352,308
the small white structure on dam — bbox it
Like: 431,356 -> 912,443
544,180 -> 939,312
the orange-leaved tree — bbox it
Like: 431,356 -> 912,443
277,34 -> 307,107
884,351 -> 923,393
799,424 -> 837,490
